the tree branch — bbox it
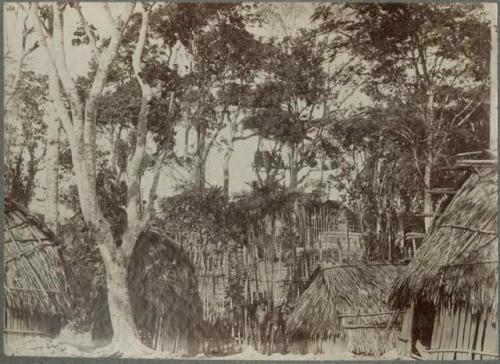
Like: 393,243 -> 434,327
454,99 -> 484,128
103,2 -> 117,27
51,3 -> 78,98
128,4 -> 151,178
5,5 -> 38,108
74,2 -> 98,53
144,143 -> 168,221
122,4 -> 150,258
232,132 -> 259,142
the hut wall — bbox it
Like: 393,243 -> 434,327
429,305 -> 498,360
153,323 -> 200,355
198,275 -> 228,323
345,327 -> 399,355
290,327 -> 398,356
292,337 -> 348,354
4,307 -> 61,347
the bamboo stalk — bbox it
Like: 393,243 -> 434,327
423,349 -> 499,357
441,260 -> 499,268
426,188 -> 457,194
440,224 -> 496,235
455,150 -> 485,157
4,329 -> 51,336
321,262 -> 404,272
6,287 -> 64,294
343,324 -> 388,329
338,311 -> 398,318
456,159 -> 497,165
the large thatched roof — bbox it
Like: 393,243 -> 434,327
287,264 -> 402,339
94,225 -> 203,354
391,168 -> 497,314
4,200 -> 72,318
129,226 -> 203,353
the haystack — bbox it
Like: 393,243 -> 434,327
4,199 -> 73,345
390,167 -> 498,359
92,226 -> 204,355
287,264 -> 402,355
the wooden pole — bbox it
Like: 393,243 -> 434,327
397,302 -> 414,357
423,349 -> 499,358
490,4 -> 498,151
244,276 -> 249,347
338,311 -> 399,318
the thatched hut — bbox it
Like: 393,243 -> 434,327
390,167 -> 498,360
92,226 -> 204,355
286,264 -> 403,355
4,199 -> 73,345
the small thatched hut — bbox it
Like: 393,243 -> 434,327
92,226 -> 204,355
4,200 -> 73,345
391,167 -> 498,360
286,264 -> 403,355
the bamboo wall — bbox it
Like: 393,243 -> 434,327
291,327 -> 398,356
289,337 -> 348,355
429,306 -> 498,360
169,206 -> 363,352
4,307 -> 61,347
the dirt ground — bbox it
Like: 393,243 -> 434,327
4,328 -> 405,360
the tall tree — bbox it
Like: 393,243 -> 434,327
171,3 -> 260,192
244,30 -> 357,190
31,2 -> 165,354
44,72 -> 61,233
326,106 -> 424,260
314,3 -> 490,231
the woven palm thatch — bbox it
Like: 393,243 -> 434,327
4,199 -> 72,325
391,168 -> 498,315
129,227 -> 203,354
94,226 -> 203,355
287,264 -> 402,355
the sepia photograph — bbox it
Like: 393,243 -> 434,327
2,1 -> 498,360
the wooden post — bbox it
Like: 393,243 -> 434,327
244,276 -> 248,348
398,302 -> 415,357
489,5 -> 498,151
346,223 -> 351,262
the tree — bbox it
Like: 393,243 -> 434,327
326,106 -> 425,260
215,53 -> 264,197
314,3 -> 490,231
4,69 -> 48,207
171,3 -> 261,192
243,30 -> 357,190
44,70 -> 66,233
31,2 -> 164,354
4,3 -> 40,109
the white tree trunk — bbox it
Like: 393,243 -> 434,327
289,144 -> 299,190
490,8 -> 498,150
32,3 -> 148,353
223,151 -> 231,197
193,126 -> 207,191
423,158 -> 433,232
223,125 -> 236,197
45,116 -> 59,233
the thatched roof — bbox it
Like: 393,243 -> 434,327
287,264 -> 402,339
391,168 -> 498,314
4,199 -> 72,318
130,226 -> 203,353
94,226 -> 203,354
